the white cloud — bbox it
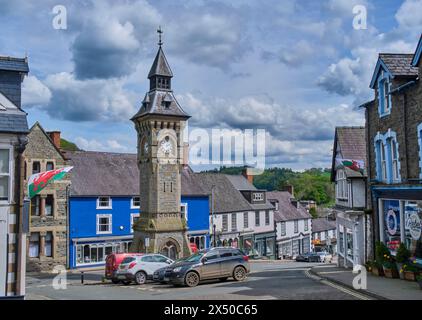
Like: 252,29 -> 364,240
44,72 -> 137,122
22,75 -> 52,106
395,0 -> 422,30
75,137 -> 129,152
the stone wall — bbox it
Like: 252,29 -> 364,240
24,124 -> 70,272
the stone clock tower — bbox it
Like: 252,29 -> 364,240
130,28 -> 191,259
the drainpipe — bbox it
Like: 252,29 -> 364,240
15,136 -> 28,297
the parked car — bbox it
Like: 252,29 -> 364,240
295,252 -> 320,262
317,251 -> 333,263
115,254 -> 174,285
153,266 -> 173,284
105,253 -> 144,284
167,247 -> 250,287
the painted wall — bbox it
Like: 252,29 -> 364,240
212,210 -> 275,235
183,196 -> 209,233
276,218 -> 311,241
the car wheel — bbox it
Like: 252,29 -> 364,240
185,271 -> 200,287
219,277 -> 228,282
233,266 -> 247,281
111,278 -> 120,284
135,271 -> 147,285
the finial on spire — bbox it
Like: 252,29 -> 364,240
157,26 -> 163,46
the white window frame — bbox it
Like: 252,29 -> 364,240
265,211 -> 270,226
131,213 -> 140,233
222,214 -> 228,232
390,138 -> 399,181
131,196 -> 141,209
255,211 -> 260,227
381,142 -> 387,181
96,196 -> 112,209
0,145 -> 13,204
294,220 -> 298,233
336,170 -> 348,200
96,214 -> 112,234
231,213 -> 237,232
304,219 -> 309,232
243,212 -> 249,229
280,222 -> 286,236
181,203 -> 188,221
252,192 -> 264,201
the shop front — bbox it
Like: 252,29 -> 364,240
253,232 -> 276,259
373,187 -> 422,264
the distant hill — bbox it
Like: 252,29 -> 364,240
60,138 -> 81,151
202,166 -> 334,206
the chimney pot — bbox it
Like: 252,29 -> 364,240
242,167 -> 254,184
282,185 -> 294,197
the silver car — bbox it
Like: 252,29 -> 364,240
168,247 -> 250,287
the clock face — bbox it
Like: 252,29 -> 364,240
160,136 -> 173,155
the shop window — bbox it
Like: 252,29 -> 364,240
97,196 -> 112,209
32,161 -> 41,174
45,195 -> 54,216
45,232 -> 53,257
265,211 -> 270,226
404,201 -> 422,263
0,149 -> 10,202
97,214 -> 112,234
243,212 -> 249,229
231,213 -> 237,232
383,200 -> 401,255
29,233 -> 40,258
31,196 -> 40,216
131,196 -> 140,209
222,214 -> 228,232
46,161 -> 54,171
255,212 -> 260,226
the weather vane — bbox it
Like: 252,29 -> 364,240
157,26 -> 163,46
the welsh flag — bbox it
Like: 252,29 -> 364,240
336,158 -> 364,173
28,167 -> 73,198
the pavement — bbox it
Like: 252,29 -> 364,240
311,266 -> 422,300
25,261 -> 373,300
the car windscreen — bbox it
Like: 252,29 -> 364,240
121,257 -> 136,264
184,252 -> 205,262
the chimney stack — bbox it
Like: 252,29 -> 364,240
48,131 -> 61,149
242,167 -> 254,184
282,185 -> 294,197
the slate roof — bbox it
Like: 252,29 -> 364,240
266,191 -> 311,222
331,127 -> 367,181
131,90 -> 190,120
194,173 -> 253,213
148,47 -> 173,78
67,151 -> 208,197
312,218 -> 336,233
379,53 -> 418,77
0,92 -> 28,133
0,56 -> 29,73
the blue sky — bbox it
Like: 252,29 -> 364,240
1,0 -> 421,170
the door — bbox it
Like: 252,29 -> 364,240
0,207 -> 8,296
201,251 -> 221,279
219,250 -> 238,277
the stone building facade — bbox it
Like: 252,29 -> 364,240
24,122 -> 70,272
131,36 -> 191,259
362,35 -> 422,262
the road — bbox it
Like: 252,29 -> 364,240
25,262 -> 369,300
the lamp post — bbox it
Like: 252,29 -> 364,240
211,185 -> 216,247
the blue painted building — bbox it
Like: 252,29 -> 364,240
67,151 -> 210,269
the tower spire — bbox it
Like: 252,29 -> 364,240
157,26 -> 163,47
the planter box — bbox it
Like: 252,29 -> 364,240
383,268 -> 399,279
404,271 -> 417,281
372,267 -> 384,277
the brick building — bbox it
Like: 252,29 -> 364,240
361,34 -> 422,262
24,122 -> 70,272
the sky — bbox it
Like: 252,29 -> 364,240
1,0 -> 421,171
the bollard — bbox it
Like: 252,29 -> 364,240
81,271 -> 84,284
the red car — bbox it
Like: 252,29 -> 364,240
105,253 -> 143,284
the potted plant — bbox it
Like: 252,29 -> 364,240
373,242 -> 389,277
395,243 -> 410,279
371,260 -> 384,276
383,259 -> 399,279
402,263 -> 419,281
417,274 -> 422,290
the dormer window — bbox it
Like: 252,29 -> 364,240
252,192 -> 264,201
378,73 -> 392,117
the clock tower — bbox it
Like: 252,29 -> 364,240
130,28 -> 191,259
